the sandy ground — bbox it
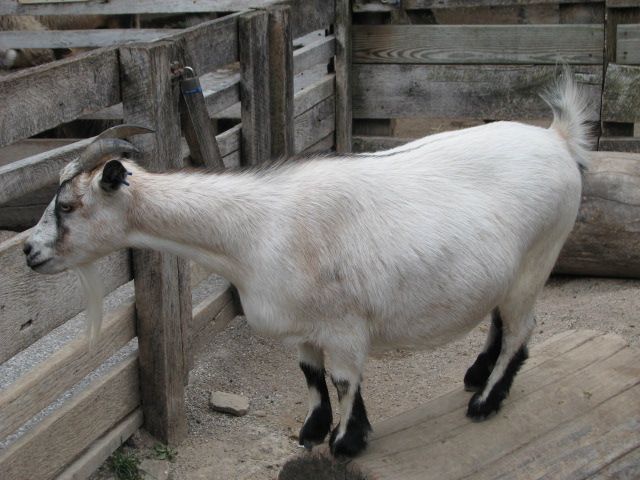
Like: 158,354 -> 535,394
91,275 -> 640,480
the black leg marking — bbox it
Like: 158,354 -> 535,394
464,309 -> 503,392
298,363 -> 332,448
467,345 -> 528,420
329,380 -> 372,458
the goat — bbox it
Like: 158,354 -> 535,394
24,71 -> 590,457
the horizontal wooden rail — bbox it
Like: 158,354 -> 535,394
353,64 -> 603,120
192,289 -> 239,353
0,29 -> 179,49
354,0 -> 603,11
0,231 -> 131,364
0,48 -> 120,148
602,63 -> 640,123
294,74 -> 335,117
0,301 -> 136,440
353,25 -> 603,65
0,354 -> 140,480
293,35 -> 336,75
295,95 -> 336,154
617,24 -> 640,65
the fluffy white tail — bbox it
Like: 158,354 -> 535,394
541,67 -> 593,169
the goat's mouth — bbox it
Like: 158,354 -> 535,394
27,257 -> 65,274
28,258 -> 51,270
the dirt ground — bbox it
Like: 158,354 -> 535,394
92,275 -> 640,480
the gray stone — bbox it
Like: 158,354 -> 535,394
139,459 -> 170,480
209,391 -> 249,416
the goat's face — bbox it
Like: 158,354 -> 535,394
24,159 -> 134,274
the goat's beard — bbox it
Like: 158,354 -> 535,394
75,263 -> 104,352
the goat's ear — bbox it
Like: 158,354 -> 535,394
100,160 -> 129,192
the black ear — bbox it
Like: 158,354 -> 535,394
100,160 -> 129,192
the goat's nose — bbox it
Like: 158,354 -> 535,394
23,242 -> 32,256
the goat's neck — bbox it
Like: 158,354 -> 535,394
126,169 -> 268,286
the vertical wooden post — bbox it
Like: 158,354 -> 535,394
239,10 -> 271,166
120,41 -> 190,445
335,0 -> 353,153
268,5 -> 295,160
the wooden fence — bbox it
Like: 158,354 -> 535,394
0,1 -> 346,478
349,0 -> 640,152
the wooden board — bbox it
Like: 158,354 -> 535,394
0,354 -> 140,480
294,35 -> 336,75
0,301 -> 135,440
294,74 -> 335,117
335,0 -> 352,153
353,25 -> 603,64
599,136 -> 640,152
279,331 -> 640,480
0,231 -> 131,364
602,63 -> 640,123
352,64 -> 602,120
0,48 -> 120,148
617,24 -> 640,64
294,95 -> 335,154
0,29 -> 178,49
402,0 -> 602,8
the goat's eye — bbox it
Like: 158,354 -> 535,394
59,204 -> 74,213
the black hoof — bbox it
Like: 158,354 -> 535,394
329,422 -> 371,458
298,404 -> 332,448
464,352 -> 493,392
466,392 -> 501,421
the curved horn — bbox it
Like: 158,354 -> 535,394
59,125 -> 154,183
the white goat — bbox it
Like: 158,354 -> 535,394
24,71 -> 590,457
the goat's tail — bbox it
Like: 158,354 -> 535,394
540,67 -> 594,169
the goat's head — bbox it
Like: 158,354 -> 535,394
23,125 -> 153,274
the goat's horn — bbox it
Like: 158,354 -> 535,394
92,124 -> 155,141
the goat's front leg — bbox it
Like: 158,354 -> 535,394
298,343 -> 333,449
327,346 -> 371,457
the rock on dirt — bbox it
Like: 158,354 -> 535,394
209,391 -> 250,416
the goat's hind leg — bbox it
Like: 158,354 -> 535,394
297,343 -> 333,449
464,309 -> 503,392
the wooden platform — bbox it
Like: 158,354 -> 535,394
279,330 -> 640,480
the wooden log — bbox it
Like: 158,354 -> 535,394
556,151 -> 640,278
0,48 -> 120,148
353,25 -> 603,65
0,354 -> 140,480
0,29 -> 178,49
335,0 -> 352,153
269,5 -> 295,159
239,10 -> 271,166
352,64 -> 602,120
120,41 -> 190,445
0,301 -> 135,440
602,63 -> 640,123
294,95 -> 336,154
0,231 -> 131,365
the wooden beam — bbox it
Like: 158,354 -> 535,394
353,25 -> 603,65
0,29 -> 178,49
239,10 -> 271,165
352,64 -> 603,120
269,5 -> 295,159
289,0 -> 336,39
0,48 -> 120,148
120,41 -> 189,445
335,0 -> 352,153
602,63 -> 640,123
402,0 -> 602,8
0,230 -> 131,365
294,35 -> 336,75
56,409 -> 143,480
0,301 -> 135,440
295,95 -> 336,154
294,74 -> 335,117
0,354 -> 140,480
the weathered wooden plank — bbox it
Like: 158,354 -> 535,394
0,48 -> 120,148
587,446 -> 640,479
607,8 -> 640,64
294,74 -> 335,117
0,0 -> 271,15
56,409 -> 143,480
217,124 -> 242,159
607,0 -> 640,8
289,0 -> 335,39
403,0 -> 602,8
353,64 -> 602,120
239,10 -> 271,165
598,136 -> 640,152
303,132 -> 335,154
617,24 -> 640,64
602,63 -> 640,123
120,41 -> 189,445
335,0 -> 352,153
294,95 -> 336,154
0,354 -> 139,480
293,35 -> 336,75
0,29 -> 178,49
0,300 -> 135,440
161,13 -> 242,76
0,231 -> 131,365
0,139 -> 77,166
556,151 -> 640,278
353,135 -> 410,152
269,5 -> 295,159
192,295 -> 239,353
353,25 -> 603,64
191,286 -> 234,344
